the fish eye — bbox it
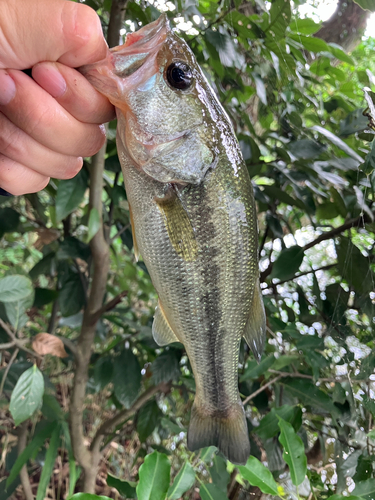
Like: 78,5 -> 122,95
166,61 -> 193,91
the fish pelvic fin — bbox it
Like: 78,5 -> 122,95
187,401 -> 250,465
243,278 -> 266,362
152,301 -> 179,346
128,203 -> 140,262
155,187 -> 198,262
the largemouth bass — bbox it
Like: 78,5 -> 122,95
80,15 -> 266,465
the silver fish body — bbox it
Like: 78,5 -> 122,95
80,15 -> 266,464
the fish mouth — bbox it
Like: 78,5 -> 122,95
79,15 -> 170,101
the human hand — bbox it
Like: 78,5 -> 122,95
0,0 -> 115,196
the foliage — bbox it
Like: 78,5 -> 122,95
0,0 -> 374,499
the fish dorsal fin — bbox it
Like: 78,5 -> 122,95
155,187 -> 198,262
128,202 -> 140,262
152,301 -> 179,346
243,279 -> 266,361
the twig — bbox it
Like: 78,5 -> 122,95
109,223 -> 130,244
0,318 -> 42,359
269,369 -> 371,383
17,422 -> 34,500
0,341 -> 16,350
91,290 -> 128,324
47,299 -> 59,335
0,348 -> 19,396
263,263 -> 336,289
242,375 -> 282,406
55,336 -> 78,358
90,382 -> 169,456
302,214 -> 371,251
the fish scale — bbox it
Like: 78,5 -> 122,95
80,14 -> 266,465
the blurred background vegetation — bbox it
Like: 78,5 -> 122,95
0,0 -> 374,499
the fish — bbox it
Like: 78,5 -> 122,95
80,14 -> 266,465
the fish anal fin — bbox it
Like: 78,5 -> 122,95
128,203 -> 140,262
187,401 -> 250,465
152,301 -> 179,346
243,279 -> 266,362
155,188 -> 197,262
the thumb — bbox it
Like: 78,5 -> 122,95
0,0 -> 109,69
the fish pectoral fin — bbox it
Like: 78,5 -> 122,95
128,203 -> 140,262
243,279 -> 266,362
152,301 -> 179,346
187,401 -> 250,465
155,187 -> 197,262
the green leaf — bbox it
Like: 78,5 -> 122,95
282,378 -> 337,415
55,169 -> 88,222
353,478 -> 375,499
0,208 -> 20,238
288,139 -> 326,160
336,237 -> 374,296
278,417 -> 307,486
87,207 -> 101,242
137,399 -> 161,442
240,354 -> 275,381
209,454 -> 230,491
113,348 -> 142,408
36,424 -> 60,500
151,350 -> 181,384
107,474 -> 137,498
238,456 -> 280,495
289,34 -> 328,52
5,291 -> 34,330
289,18 -> 321,34
167,461 -> 195,500
199,483 -> 229,500
268,0 -> 291,38
0,275 -> 33,303
69,495 -> 113,500
7,421 -> 58,487
256,405 -> 302,441
58,271 -> 86,317
328,43 -> 355,65
327,496 -> 364,500
33,288 -> 59,309
311,125 -> 363,163
316,202 -> 340,221
353,0 -> 375,11
270,246 -> 304,281
10,365 -> 44,426
29,253 -> 56,280
200,446 -> 217,463
57,237 -> 91,261
270,355 -> 300,371
261,185 -> 305,209
137,451 -> 171,500
340,108 -> 369,137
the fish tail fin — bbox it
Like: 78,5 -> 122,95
187,401 -> 250,465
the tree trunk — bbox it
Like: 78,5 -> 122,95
315,0 -> 369,52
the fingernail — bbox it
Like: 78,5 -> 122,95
0,70 -> 16,105
0,188 -> 12,197
33,62 -> 67,98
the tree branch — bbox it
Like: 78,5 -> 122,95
0,318 -> 42,359
302,214 -> 371,252
242,375 -> 282,406
90,382 -> 169,457
17,422 -> 34,500
91,290 -> 128,324
0,348 -> 19,396
69,143 -> 110,492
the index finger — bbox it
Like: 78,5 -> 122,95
0,0 -> 109,69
